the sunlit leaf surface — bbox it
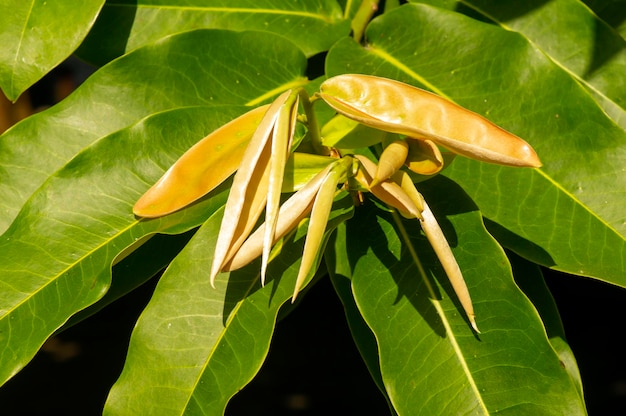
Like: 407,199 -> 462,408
0,29 -> 307,234
328,176 -> 585,415
0,0 -> 104,100
78,0 -> 350,64
326,3 -> 626,285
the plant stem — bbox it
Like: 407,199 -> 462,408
352,0 -> 379,43
299,89 -> 329,156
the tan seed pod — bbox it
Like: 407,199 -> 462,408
133,105 -> 270,218
209,90 -> 293,286
319,74 -> 542,168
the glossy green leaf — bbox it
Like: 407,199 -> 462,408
326,233 -> 396,414
509,252 -> 584,400
414,0 -> 626,128
0,105 -> 261,386
78,0 -> 351,64
61,231 -> 195,331
327,176 -> 585,415
325,3 -> 626,285
282,152 -> 336,191
583,0 -> 626,39
321,113 -> 388,148
0,0 -> 105,101
104,193 -> 354,415
0,29 -> 308,234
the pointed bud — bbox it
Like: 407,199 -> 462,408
371,139 -> 409,187
420,202 -> 479,333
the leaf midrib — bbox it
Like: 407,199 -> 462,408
8,0 -> 35,97
458,0 -> 626,122
366,45 -> 625,242
106,2 -> 339,23
391,211 -> 490,415
1,218 -> 140,325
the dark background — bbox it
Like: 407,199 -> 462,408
0,265 -> 624,415
1,57 -> 624,416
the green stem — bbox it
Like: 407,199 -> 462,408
298,89 -> 329,156
352,0 -> 379,43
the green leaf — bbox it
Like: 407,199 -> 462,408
0,0 -> 105,101
326,232 -> 396,414
328,176 -> 585,415
0,105 -> 255,386
0,29 -> 308,234
325,3 -> 626,285
104,194 -> 354,415
583,0 -> 626,39
77,0 -> 351,65
509,252 -> 584,401
61,231 -> 196,331
414,0 -> 626,128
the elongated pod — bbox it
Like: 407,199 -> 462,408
319,74 -> 541,168
134,105 -> 270,217
420,201 -> 478,333
209,91 -> 292,286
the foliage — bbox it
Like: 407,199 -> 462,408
1,0 -> 625,414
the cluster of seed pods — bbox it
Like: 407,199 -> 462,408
134,74 -> 541,332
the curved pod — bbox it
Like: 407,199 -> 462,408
319,74 -> 541,168
134,105 -> 270,217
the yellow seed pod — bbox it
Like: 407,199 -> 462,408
391,170 -> 425,219
405,138 -> 444,176
353,155 -> 422,219
319,74 -> 542,168
420,201 -> 478,333
372,139 -> 409,187
133,105 -> 269,218
209,90 -> 293,286
223,162 -> 335,272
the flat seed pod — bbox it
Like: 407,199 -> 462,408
319,74 -> 541,167
133,105 -> 270,217
405,138 -> 444,175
